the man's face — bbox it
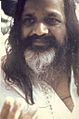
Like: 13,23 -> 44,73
20,0 -> 67,73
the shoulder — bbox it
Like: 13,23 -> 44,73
0,70 -> 26,110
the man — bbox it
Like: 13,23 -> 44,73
0,0 -> 79,119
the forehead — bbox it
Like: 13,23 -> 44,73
22,0 -> 65,17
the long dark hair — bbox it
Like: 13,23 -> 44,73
64,0 -> 79,85
1,0 -> 79,104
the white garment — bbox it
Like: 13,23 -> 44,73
0,68 -> 79,119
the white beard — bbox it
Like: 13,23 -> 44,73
24,48 -> 55,74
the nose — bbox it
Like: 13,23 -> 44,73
32,23 -> 48,36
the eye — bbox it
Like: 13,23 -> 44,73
45,17 -> 61,26
22,17 -> 36,27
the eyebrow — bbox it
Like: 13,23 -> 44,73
47,9 -> 63,15
22,10 -> 65,21
48,12 -> 60,17
47,10 -> 63,17
47,10 -> 65,21
47,12 -> 63,21
22,13 -> 35,18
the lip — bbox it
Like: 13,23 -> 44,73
32,39 -> 49,47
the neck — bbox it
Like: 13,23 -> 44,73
32,67 -> 74,112
32,65 -> 70,90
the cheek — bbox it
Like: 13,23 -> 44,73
21,26 -> 33,39
50,25 -> 67,44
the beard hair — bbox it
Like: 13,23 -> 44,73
24,48 -> 55,74
21,34 -> 63,74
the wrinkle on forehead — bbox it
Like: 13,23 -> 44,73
23,0 -> 65,19
24,0 -> 65,12
26,0 -> 64,6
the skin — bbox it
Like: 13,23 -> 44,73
0,97 -> 37,119
0,0 -> 70,118
21,0 -> 67,46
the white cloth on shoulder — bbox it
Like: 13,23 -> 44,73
0,68 -> 79,119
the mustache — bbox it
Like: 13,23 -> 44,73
20,34 -> 61,50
